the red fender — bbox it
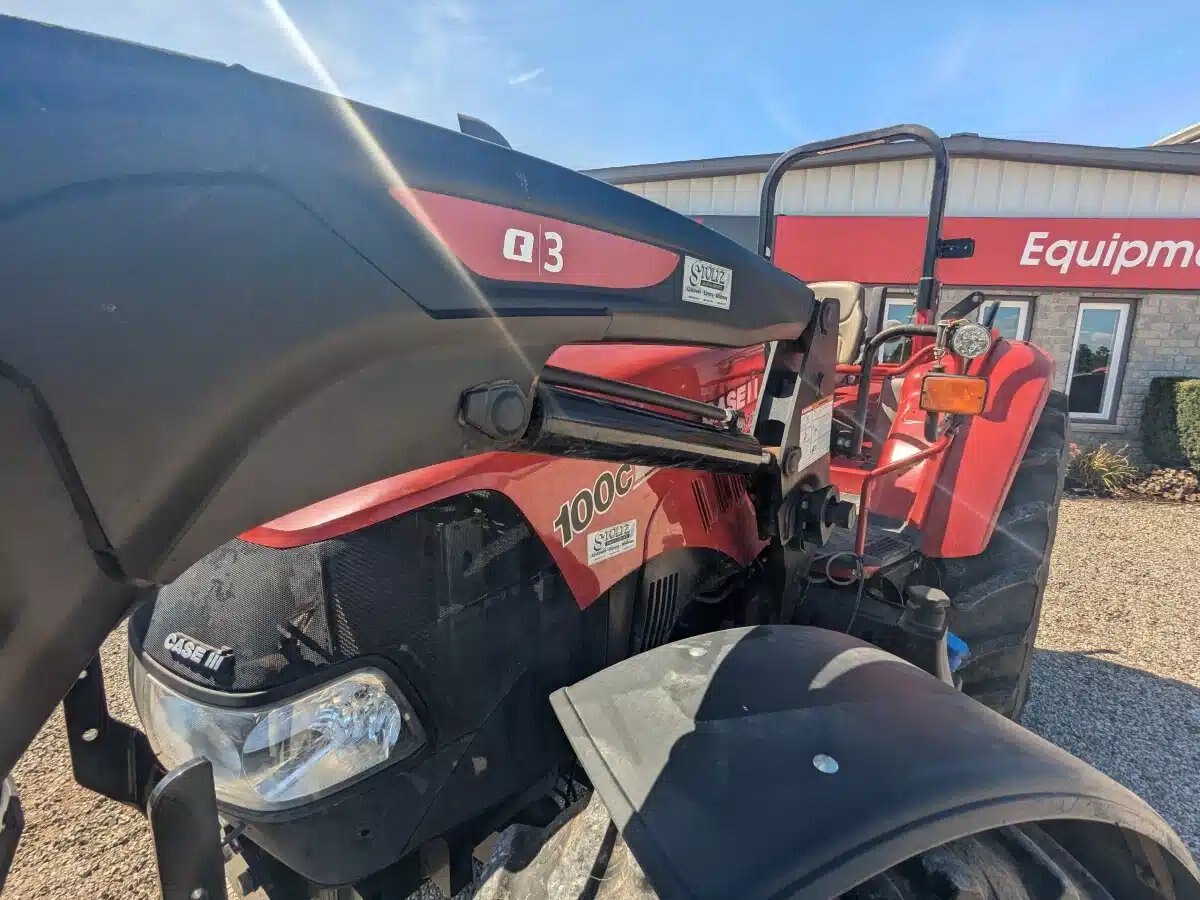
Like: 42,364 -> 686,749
918,341 -> 1055,558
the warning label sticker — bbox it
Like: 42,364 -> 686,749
797,397 -> 834,463
587,519 -> 638,565
682,256 -> 732,310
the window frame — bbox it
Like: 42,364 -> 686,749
876,293 -> 917,363
977,296 -> 1034,342
1065,298 -> 1137,424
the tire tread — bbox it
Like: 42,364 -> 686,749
943,391 -> 1069,718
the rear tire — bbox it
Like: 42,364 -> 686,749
941,390 -> 1069,719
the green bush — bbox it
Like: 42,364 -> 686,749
1142,377 -> 1200,470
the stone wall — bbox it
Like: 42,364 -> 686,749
1109,294 -> 1200,461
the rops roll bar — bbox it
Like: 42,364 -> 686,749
757,124 -> 957,317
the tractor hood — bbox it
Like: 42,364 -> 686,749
550,626 -> 1200,899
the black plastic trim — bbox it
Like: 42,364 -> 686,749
0,361 -> 124,579
551,626 -> 1200,900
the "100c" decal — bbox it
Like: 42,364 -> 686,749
553,464 -> 635,546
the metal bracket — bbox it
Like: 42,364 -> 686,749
66,660 -> 226,899
63,658 -> 162,810
149,759 -> 228,900
936,237 -> 975,259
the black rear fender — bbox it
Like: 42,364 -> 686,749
551,626 -> 1200,899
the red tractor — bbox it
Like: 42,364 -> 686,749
0,16 -> 1195,900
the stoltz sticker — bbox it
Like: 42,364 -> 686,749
587,519 -> 638,565
682,256 -> 732,310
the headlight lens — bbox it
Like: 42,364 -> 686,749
949,322 -> 992,360
130,658 -> 424,810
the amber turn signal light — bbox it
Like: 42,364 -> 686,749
920,374 -> 988,415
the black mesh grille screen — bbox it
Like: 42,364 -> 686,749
139,491 -> 556,712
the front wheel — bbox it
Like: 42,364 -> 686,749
476,793 -> 1131,899
845,822 -> 1114,899
941,390 -> 1069,718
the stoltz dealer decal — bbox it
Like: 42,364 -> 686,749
553,464 -> 635,545
682,256 -> 732,310
587,519 -> 638,565
164,631 -> 234,675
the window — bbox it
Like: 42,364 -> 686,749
978,298 -> 1033,341
1066,301 -> 1135,421
878,295 -> 916,363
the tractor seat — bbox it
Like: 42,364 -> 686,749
809,281 -> 865,365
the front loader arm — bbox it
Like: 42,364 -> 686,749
0,15 -> 824,782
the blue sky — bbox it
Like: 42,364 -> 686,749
4,0 -> 1198,169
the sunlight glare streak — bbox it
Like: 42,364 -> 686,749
259,0 -> 537,377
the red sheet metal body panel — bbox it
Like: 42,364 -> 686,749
919,341 -> 1055,557
243,330 -> 1052,605
242,344 -> 766,608
826,340 -> 1053,558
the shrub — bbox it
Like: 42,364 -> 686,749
1142,377 -> 1200,470
1066,443 -> 1140,494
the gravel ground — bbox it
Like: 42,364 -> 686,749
1021,498 -> 1200,860
6,496 -> 1199,898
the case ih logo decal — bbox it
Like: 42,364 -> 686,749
554,464 -> 635,546
713,376 -> 760,428
163,632 -> 234,675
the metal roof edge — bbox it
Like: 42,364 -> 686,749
585,134 -> 1200,184
1153,122 -> 1200,145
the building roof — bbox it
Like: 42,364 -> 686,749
584,133 -> 1200,184
1154,122 -> 1200,145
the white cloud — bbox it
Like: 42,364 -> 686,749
507,66 -> 544,87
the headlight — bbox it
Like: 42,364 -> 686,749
948,322 -> 992,360
130,658 -> 424,811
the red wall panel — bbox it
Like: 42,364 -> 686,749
775,216 -> 1200,290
